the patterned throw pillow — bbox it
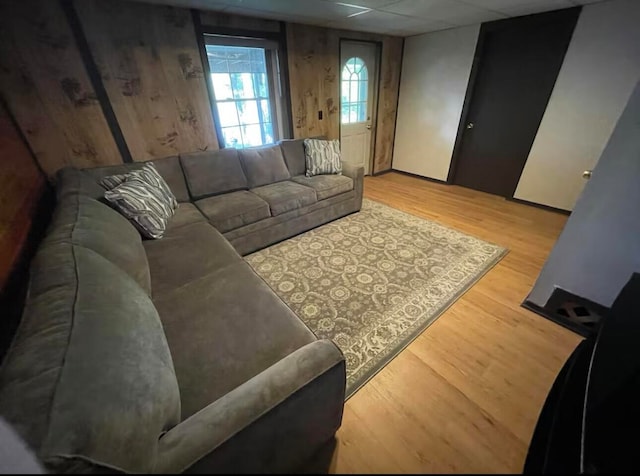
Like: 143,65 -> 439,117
99,173 -> 127,190
104,178 -> 176,239
303,139 -> 342,177
100,163 -> 178,210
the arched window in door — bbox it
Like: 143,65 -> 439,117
341,57 -> 368,124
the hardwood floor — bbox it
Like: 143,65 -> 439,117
327,172 -> 582,473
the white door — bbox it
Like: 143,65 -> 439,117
340,41 -> 379,175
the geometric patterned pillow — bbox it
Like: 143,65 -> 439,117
99,172 -> 128,190
104,177 -> 176,239
303,139 -> 342,177
100,163 -> 178,211
127,163 -> 178,211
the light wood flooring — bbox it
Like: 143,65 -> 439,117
327,172 -> 582,473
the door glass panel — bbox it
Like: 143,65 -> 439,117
341,56 -> 368,124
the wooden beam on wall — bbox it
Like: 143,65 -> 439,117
74,0 -> 219,161
0,0 -> 122,177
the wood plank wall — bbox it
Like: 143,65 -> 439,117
75,0 -> 219,161
0,0 -> 401,177
0,101 -> 44,289
286,23 -> 403,173
0,0 -> 122,177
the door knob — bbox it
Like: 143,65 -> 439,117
366,124 -> 371,130
582,170 -> 592,179
466,122 -> 474,129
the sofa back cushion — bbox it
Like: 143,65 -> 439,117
238,144 -> 291,188
180,148 -> 248,199
43,194 -> 152,295
0,243 -> 181,473
82,156 -> 191,203
278,139 -> 306,177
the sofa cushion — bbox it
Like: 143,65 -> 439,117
153,261 -> 316,419
196,190 -> 271,233
150,156 -> 190,203
43,194 -> 151,295
239,145 -> 291,188
290,174 -> 354,200
180,148 -> 248,200
0,244 -> 180,473
166,202 -> 208,232
144,222 -> 241,296
251,181 -> 317,216
278,138 -> 306,177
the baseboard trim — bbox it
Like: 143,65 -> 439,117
507,197 -> 571,215
390,169 -> 448,184
371,169 -> 392,177
521,299 -> 589,337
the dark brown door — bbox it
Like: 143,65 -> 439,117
451,8 -> 580,197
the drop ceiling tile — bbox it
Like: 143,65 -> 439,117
460,0 -> 557,9
323,0 -> 402,8
221,0 -> 365,21
487,0 -> 576,16
329,10 -> 452,35
380,0 -> 506,25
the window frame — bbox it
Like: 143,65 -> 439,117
200,31 -> 291,149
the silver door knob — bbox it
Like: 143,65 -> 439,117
366,124 -> 371,130
582,170 -> 592,179
466,122 -> 474,129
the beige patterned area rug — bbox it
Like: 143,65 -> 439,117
245,199 -> 507,398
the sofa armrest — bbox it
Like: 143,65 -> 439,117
341,162 -> 364,182
341,162 -> 364,211
155,339 -> 346,473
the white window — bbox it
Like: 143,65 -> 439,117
341,57 -> 368,124
204,37 -> 286,149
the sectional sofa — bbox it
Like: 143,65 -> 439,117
0,139 -> 364,473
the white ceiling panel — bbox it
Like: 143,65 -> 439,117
325,0 -> 401,8
380,0 -> 506,25
468,0 -> 576,16
328,10 -> 453,35
223,0 -> 365,20
128,0 -> 609,36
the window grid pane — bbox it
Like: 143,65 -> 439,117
206,44 -> 274,148
340,56 -> 369,124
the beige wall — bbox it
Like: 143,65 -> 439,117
514,0 -> 640,211
392,25 -> 479,181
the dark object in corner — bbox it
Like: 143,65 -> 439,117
524,272 -> 640,473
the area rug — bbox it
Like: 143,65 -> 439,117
245,199 -> 508,398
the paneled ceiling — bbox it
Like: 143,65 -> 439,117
131,0 -> 609,36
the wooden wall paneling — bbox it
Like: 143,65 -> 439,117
75,0 -> 218,161
0,0 -> 122,177
199,10 -> 281,33
286,23 -> 402,171
373,36 -> 403,174
286,23 -> 339,140
0,101 -> 45,290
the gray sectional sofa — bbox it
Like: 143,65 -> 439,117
0,139 -> 364,473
